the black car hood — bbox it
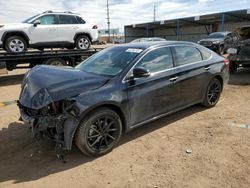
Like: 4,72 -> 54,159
199,38 -> 224,42
19,65 -> 109,109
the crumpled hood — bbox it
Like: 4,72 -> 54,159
19,65 -> 109,109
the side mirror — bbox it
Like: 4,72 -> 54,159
133,67 -> 150,78
33,20 -> 41,27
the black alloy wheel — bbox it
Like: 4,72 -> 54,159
202,78 -> 222,107
75,108 -> 122,156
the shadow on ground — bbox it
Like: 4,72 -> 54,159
0,105 -> 206,184
0,74 -> 24,87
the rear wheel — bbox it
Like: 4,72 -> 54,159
202,78 -> 222,107
5,36 -> 27,53
74,108 -> 122,156
44,58 -> 66,66
76,35 -> 91,50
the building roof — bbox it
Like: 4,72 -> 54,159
125,9 -> 250,30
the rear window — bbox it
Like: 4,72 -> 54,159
172,46 -> 203,66
199,48 -> 212,60
76,16 -> 86,24
59,15 -> 78,24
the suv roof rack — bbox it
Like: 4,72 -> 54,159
43,10 -> 53,14
64,11 -> 73,13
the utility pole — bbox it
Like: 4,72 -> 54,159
153,4 -> 156,22
106,0 -> 111,43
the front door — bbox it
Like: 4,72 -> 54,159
29,14 -> 58,43
126,46 -> 182,126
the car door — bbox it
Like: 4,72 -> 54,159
29,14 -> 58,43
171,45 -> 212,106
57,15 -> 80,43
125,46 -> 182,126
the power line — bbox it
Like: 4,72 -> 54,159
153,4 -> 156,22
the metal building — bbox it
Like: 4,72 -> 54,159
124,9 -> 250,43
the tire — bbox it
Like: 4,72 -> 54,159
4,36 -> 27,53
217,45 -> 224,55
75,35 -> 91,50
202,78 -> 222,107
74,108 -> 122,156
44,58 -> 66,66
230,61 -> 238,74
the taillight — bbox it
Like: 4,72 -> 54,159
224,59 -> 230,66
92,25 -> 98,29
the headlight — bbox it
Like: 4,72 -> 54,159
197,41 -> 201,44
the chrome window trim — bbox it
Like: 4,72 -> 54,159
122,44 -> 213,83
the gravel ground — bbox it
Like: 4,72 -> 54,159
0,68 -> 249,188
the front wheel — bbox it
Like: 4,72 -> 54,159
5,36 -> 27,53
74,108 -> 122,156
202,78 -> 222,107
76,35 -> 91,50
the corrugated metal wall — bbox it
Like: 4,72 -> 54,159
125,21 -> 250,43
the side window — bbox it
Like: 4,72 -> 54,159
199,48 -> 212,60
172,46 -> 202,66
76,16 -> 86,24
59,15 -> 78,24
37,15 -> 56,25
135,47 -> 173,73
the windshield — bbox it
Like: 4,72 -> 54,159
76,46 -> 143,76
208,33 -> 225,39
22,14 -> 40,23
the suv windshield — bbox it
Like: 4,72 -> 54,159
76,47 -> 143,76
208,33 -> 225,39
22,14 -> 40,23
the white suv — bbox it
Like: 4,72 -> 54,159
0,11 -> 99,53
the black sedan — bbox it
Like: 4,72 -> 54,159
18,41 -> 230,156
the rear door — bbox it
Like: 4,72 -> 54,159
126,46 -> 182,126
57,14 -> 80,42
171,45 -> 212,106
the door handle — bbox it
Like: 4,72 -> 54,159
169,76 -> 178,82
205,66 -> 211,71
73,26 -> 79,29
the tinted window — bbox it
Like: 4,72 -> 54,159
199,48 -> 211,60
76,47 -> 142,76
59,15 -> 78,24
36,15 -> 55,25
172,46 -> 202,66
76,16 -> 86,24
208,33 -> 225,38
135,47 -> 173,73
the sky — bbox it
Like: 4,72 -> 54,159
0,0 -> 250,31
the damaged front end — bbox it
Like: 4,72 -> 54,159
18,99 -> 80,151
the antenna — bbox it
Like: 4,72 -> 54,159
106,0 -> 111,43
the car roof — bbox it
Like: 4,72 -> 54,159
115,41 -> 198,50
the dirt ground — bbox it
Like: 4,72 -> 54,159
0,68 -> 249,188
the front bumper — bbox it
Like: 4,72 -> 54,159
19,104 -> 79,150
202,44 -> 219,51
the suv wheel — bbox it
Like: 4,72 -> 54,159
74,108 -> 122,156
76,35 -> 90,50
44,58 -> 66,66
5,36 -> 27,53
202,78 -> 222,107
